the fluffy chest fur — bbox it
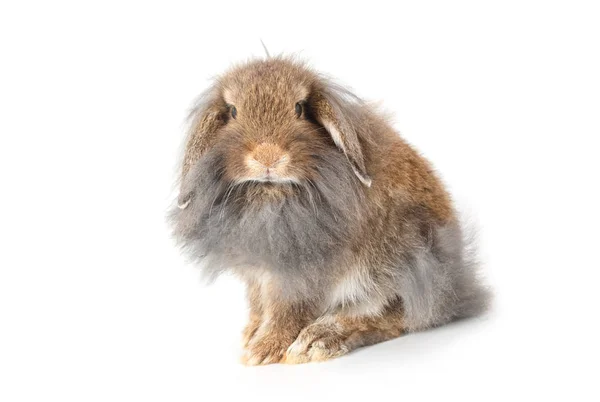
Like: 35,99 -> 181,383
170,148 -> 366,280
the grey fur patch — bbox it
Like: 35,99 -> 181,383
394,221 -> 492,330
169,143 -> 365,295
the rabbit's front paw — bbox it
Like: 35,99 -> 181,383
283,319 -> 349,364
242,331 -> 295,366
241,317 -> 262,349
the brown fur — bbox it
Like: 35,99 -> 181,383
241,271 -> 317,365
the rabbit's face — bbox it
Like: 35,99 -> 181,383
179,57 -> 372,210
216,62 -> 330,186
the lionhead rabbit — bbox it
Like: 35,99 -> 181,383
169,56 -> 490,365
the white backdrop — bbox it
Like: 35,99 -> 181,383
1,1 -> 599,401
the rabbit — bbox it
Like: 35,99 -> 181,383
169,56 -> 491,365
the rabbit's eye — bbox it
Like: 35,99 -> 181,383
230,105 -> 237,119
295,102 -> 303,118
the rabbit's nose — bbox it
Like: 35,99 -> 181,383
251,143 -> 287,168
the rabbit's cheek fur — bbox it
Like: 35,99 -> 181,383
169,144 -> 366,292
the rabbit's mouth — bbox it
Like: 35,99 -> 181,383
236,175 -> 301,185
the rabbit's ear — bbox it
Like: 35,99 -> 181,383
181,86 -> 227,182
177,86 -> 227,209
310,83 -> 372,187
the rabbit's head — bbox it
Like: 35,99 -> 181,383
178,57 -> 371,209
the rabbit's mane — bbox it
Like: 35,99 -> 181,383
169,143 -> 365,283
